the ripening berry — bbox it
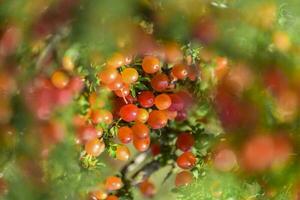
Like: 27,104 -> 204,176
91,190 -> 107,200
119,104 -> 138,122
91,109 -> 113,125
175,171 -> 193,187
142,56 -> 160,74
98,67 -> 119,84
215,57 -> 229,82
176,152 -> 197,169
121,68 -> 139,84
138,91 -> 155,108
116,145 -> 130,161
150,143 -> 161,156
106,195 -> 118,200
85,138 -> 105,157
132,122 -> 150,139
176,132 -> 195,152
213,148 -> 237,172
62,56 -> 74,71
136,108 -> 149,123
150,73 -> 169,92
133,136 -> 150,152
163,110 -> 177,120
107,75 -> 124,91
114,85 -> 130,97
77,125 -> 98,144
51,70 -> 69,89
139,180 -> 156,198
104,176 -> 123,191
117,126 -> 133,144
154,94 -> 171,110
89,92 -> 105,108
107,53 -> 125,68
147,110 -> 168,129
171,64 -> 189,80
168,94 -> 184,111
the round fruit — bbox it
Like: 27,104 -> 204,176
136,108 -> 149,123
89,92 -> 105,108
150,73 -> 169,92
176,132 -> 195,152
91,190 -> 107,200
121,68 -> 139,84
119,104 -> 138,122
85,138 -> 105,157
176,152 -> 197,169
175,171 -> 193,187
117,126 -> 133,144
91,109 -> 113,125
98,67 -> 119,84
114,85 -> 130,97
107,75 -> 124,91
171,64 -> 189,80
106,195 -> 118,200
168,94 -> 184,111
154,94 -> 171,110
116,145 -> 130,161
142,56 -> 160,74
77,125 -> 98,144
51,70 -> 69,89
213,148 -> 237,172
139,180 -> 156,198
150,143 -> 161,156
104,176 -> 123,191
133,136 -> 150,152
138,91 -> 155,108
163,110 -> 177,120
147,110 -> 168,129
107,53 -> 125,68
132,122 -> 150,139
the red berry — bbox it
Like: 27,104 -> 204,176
119,104 -> 138,122
176,132 -> 195,152
104,176 -> 123,191
154,93 -> 171,110
106,195 -> 118,200
91,109 -> 113,125
175,171 -> 193,187
117,126 -> 133,144
108,74 -> 124,91
133,136 -> 150,152
168,94 -> 184,111
139,180 -> 156,198
171,64 -> 189,80
150,143 -> 161,156
138,91 -> 155,108
121,68 -> 139,84
51,70 -> 69,89
176,152 -> 197,169
136,108 -> 149,123
116,145 -> 130,161
132,122 -> 150,139
98,67 -> 119,84
151,73 -> 169,92
142,56 -> 160,74
85,138 -> 105,157
114,84 -> 130,97
147,110 -> 168,129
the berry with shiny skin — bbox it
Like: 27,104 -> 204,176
85,138 -> 105,157
171,64 -> 189,80
98,67 -> 119,84
175,171 -> 193,187
133,136 -> 150,152
104,176 -> 123,191
119,104 -> 138,122
136,108 -> 149,123
116,145 -> 130,161
147,110 -> 168,129
138,91 -> 155,108
154,93 -> 171,110
176,152 -> 197,169
51,70 -> 69,89
131,122 -> 150,139
91,109 -> 113,125
176,132 -> 195,152
139,180 -> 156,198
142,56 -> 160,74
117,126 -> 133,144
121,68 -> 139,84
150,73 -> 169,92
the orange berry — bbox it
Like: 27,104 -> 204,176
139,180 -> 156,198
117,126 -> 133,144
171,64 -> 189,80
147,110 -> 168,129
119,104 -> 138,122
142,56 -> 160,74
154,94 -> 171,110
133,136 -> 150,152
150,73 -> 169,92
98,67 -> 119,84
116,145 -> 130,161
104,176 -> 123,191
136,108 -> 149,123
106,195 -> 118,200
121,68 -> 139,84
85,138 -> 105,157
132,122 -> 150,139
51,70 -> 69,89
107,53 -> 125,68
176,152 -> 197,169
175,171 -> 193,187
91,109 -> 113,125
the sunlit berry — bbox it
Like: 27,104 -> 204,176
106,195 -> 118,200
142,56 -> 160,74
176,132 -> 195,152
107,53 -> 125,68
62,56 -> 74,71
154,93 -> 171,110
150,73 -> 169,92
98,67 -> 119,84
138,91 -> 155,108
91,109 -> 113,125
117,126 -> 133,144
139,180 -> 156,198
85,138 -> 105,157
168,94 -> 184,111
175,171 -> 193,187
132,122 -> 150,139
171,64 -> 189,80
136,108 -> 149,123
176,152 -> 197,169
51,70 -> 69,89
121,68 -> 139,84
91,190 -> 107,200
107,75 -> 124,91
119,104 -> 138,122
116,145 -> 130,161
133,136 -> 150,152
114,85 -> 130,97
104,176 -> 123,191
147,110 -> 168,129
